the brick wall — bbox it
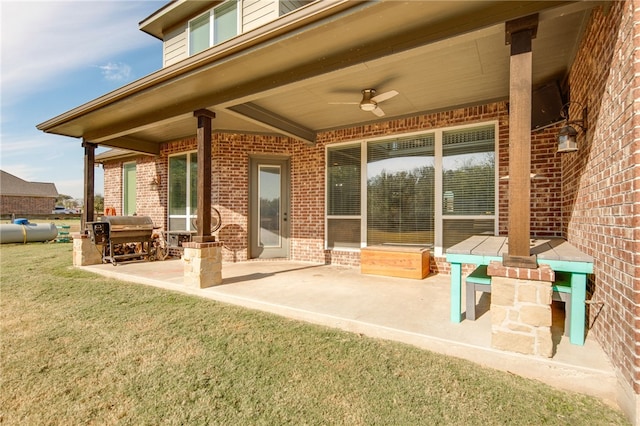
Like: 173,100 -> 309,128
109,100 -> 564,271
102,157 -> 167,228
497,122 -> 565,238
103,162 -> 122,215
0,196 -> 56,215
95,1 -> 640,414
561,0 -> 640,397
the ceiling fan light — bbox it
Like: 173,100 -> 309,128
360,102 -> 377,111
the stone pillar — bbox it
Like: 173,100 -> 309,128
182,241 -> 223,288
72,233 -> 102,266
488,261 -> 555,358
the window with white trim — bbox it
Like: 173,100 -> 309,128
441,125 -> 496,249
189,1 -> 239,56
325,123 -> 497,253
123,162 -> 137,216
168,152 -> 197,232
367,135 -> 435,246
326,145 -> 361,249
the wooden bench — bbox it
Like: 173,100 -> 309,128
360,245 -> 430,279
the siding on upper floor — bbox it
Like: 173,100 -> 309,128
163,24 -> 188,67
243,0 -> 278,33
162,0 -> 310,67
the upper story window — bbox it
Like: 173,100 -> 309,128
189,1 -> 239,56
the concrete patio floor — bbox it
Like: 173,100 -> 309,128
80,258 -> 619,407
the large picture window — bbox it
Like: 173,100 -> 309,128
325,123 -> 497,253
367,135 -> 434,246
168,152 -> 197,232
189,1 -> 239,56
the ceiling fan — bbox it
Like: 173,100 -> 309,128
330,88 -> 399,117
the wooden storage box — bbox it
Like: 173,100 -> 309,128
360,245 -> 431,279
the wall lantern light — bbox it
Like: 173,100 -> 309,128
150,175 -> 161,189
557,101 -> 587,153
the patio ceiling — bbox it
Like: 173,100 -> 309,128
37,0 -> 598,153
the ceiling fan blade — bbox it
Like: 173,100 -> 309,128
371,90 -> 398,103
372,107 -> 385,117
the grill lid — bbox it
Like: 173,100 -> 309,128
99,215 -> 154,230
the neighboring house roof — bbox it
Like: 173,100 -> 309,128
95,148 -> 155,163
0,170 -> 59,198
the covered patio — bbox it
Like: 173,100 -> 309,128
80,258 -> 617,406
37,0 -> 639,420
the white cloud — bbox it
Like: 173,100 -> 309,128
98,62 -> 132,82
54,178 -> 86,199
0,1 -> 161,105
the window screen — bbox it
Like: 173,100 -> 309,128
367,135 -> 435,246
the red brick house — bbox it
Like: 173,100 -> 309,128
0,170 -> 58,215
38,1 -> 639,421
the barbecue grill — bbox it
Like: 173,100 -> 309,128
90,216 -> 155,265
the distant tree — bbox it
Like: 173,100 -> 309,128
94,194 -> 104,214
55,194 -> 73,206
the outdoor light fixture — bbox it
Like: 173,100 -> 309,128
150,175 -> 161,189
557,101 -> 587,153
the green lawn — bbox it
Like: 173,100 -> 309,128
0,243 -> 629,425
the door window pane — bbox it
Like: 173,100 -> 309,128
259,165 -> 281,247
123,162 -> 136,216
367,135 -> 435,246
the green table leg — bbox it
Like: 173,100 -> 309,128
570,273 -> 587,345
450,262 -> 462,323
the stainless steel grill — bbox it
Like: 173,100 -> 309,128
90,216 -> 155,265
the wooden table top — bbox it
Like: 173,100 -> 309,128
446,236 -> 593,264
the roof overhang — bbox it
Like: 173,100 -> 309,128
38,0 -> 599,154
139,0 -> 224,40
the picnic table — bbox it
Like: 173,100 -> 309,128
445,236 -> 593,345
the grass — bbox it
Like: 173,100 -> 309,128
0,243 -> 629,425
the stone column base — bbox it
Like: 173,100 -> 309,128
182,241 -> 223,288
488,261 -> 554,358
72,233 -> 103,266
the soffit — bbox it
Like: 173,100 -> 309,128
39,0 -> 596,150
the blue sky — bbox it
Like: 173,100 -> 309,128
1,0 -> 166,199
